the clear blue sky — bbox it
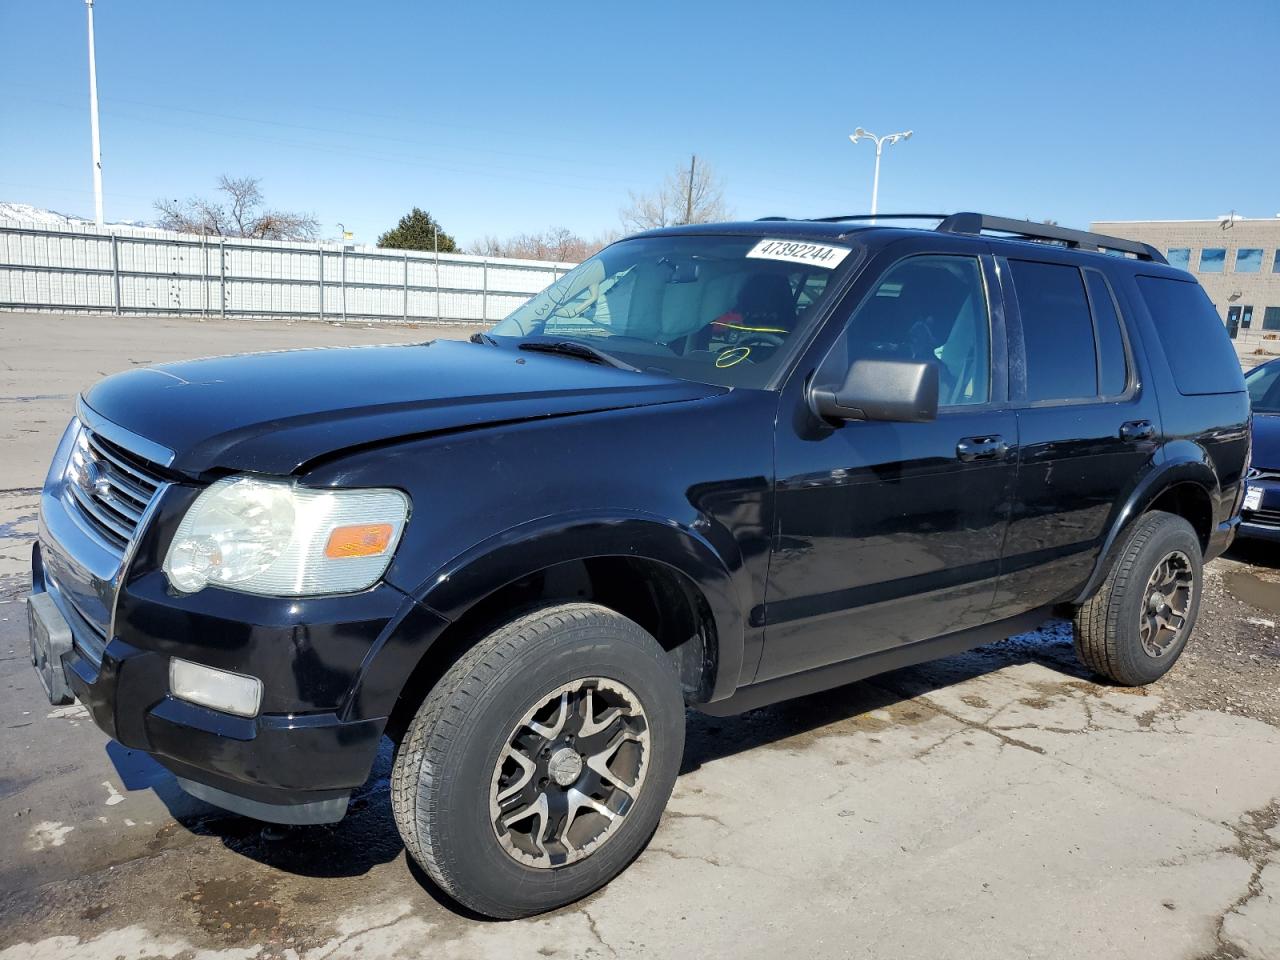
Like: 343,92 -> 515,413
2,0 -> 1277,246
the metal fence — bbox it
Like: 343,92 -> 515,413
0,221 -> 576,324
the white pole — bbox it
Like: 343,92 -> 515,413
870,138 -> 883,221
85,0 -> 104,227
850,128 -> 911,226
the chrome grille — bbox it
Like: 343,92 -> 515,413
65,426 -> 165,553
48,573 -> 109,667
1247,507 -> 1280,528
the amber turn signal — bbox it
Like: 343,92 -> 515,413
324,523 -> 395,559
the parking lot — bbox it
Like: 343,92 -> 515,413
1,311 -> 1278,960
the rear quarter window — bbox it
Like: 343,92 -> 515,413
1135,275 -> 1245,396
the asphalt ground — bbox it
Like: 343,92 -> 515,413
0,311 -> 1277,960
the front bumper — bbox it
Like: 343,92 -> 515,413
30,415 -> 447,824
33,537 -> 420,822
1238,475 -> 1280,543
67,635 -> 383,821
1239,519 -> 1280,543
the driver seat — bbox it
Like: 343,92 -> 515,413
695,273 -> 798,350
725,273 -> 797,335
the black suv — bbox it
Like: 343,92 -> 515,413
27,213 -> 1248,918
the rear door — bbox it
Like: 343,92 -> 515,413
993,254 -> 1161,616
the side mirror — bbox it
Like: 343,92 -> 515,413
811,358 -> 939,423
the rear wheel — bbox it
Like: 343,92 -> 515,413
1072,510 -> 1202,686
390,602 -> 684,919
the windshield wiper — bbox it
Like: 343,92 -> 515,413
469,331 -> 499,346
517,339 -> 639,372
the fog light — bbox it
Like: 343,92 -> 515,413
169,658 -> 263,718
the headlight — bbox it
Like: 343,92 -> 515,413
163,476 -> 409,596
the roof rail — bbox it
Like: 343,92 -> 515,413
936,213 -> 1166,263
808,213 -> 949,223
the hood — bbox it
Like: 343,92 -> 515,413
81,339 -> 724,475
1251,413 -> 1280,471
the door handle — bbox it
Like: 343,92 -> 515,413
956,435 -> 1008,462
1120,420 -> 1155,442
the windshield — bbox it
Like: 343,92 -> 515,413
489,235 -> 857,388
1247,361 -> 1280,414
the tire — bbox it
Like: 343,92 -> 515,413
390,602 -> 685,919
1072,510 -> 1203,686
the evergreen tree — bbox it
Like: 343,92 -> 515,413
376,208 -> 457,252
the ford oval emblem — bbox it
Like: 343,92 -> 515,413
80,459 -> 111,499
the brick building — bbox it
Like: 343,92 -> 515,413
1091,217 -> 1280,359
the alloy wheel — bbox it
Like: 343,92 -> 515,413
1139,550 -> 1194,658
489,677 -> 650,868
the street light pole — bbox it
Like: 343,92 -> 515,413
869,138 -> 884,218
85,0 -> 104,227
848,127 -> 913,222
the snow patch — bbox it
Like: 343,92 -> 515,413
29,821 -> 74,850
0,200 -> 151,228
47,703 -> 90,721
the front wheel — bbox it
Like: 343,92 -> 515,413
1072,510 -> 1203,686
390,603 -> 685,919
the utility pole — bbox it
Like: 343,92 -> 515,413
85,0 -> 105,227
684,154 -> 696,224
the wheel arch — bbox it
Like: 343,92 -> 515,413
353,511 -> 748,738
1073,457 -> 1218,605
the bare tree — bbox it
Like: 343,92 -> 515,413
471,227 -> 618,263
620,156 -> 729,232
155,176 -> 319,241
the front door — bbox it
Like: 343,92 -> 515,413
1227,306 -> 1241,339
758,247 -> 1016,682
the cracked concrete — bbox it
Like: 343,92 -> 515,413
1215,803 -> 1280,959
1,311 -> 1278,958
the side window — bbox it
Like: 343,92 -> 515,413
1009,260 -> 1097,402
1246,362 -> 1280,411
823,255 -> 991,406
1135,275 -> 1245,395
1084,271 -> 1129,396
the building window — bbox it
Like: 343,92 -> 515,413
1265,307 -> 1280,331
1199,248 -> 1226,273
1273,250 -> 1280,273
1167,248 -> 1191,270
1236,249 -> 1264,273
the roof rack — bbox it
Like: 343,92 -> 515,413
936,213 -> 1166,263
808,213 -> 948,223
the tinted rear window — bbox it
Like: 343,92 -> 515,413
1009,260 -> 1097,401
1135,276 -> 1244,395
1084,271 -> 1128,396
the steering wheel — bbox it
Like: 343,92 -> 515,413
736,332 -> 786,350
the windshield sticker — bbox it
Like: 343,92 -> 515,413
746,239 -> 851,268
